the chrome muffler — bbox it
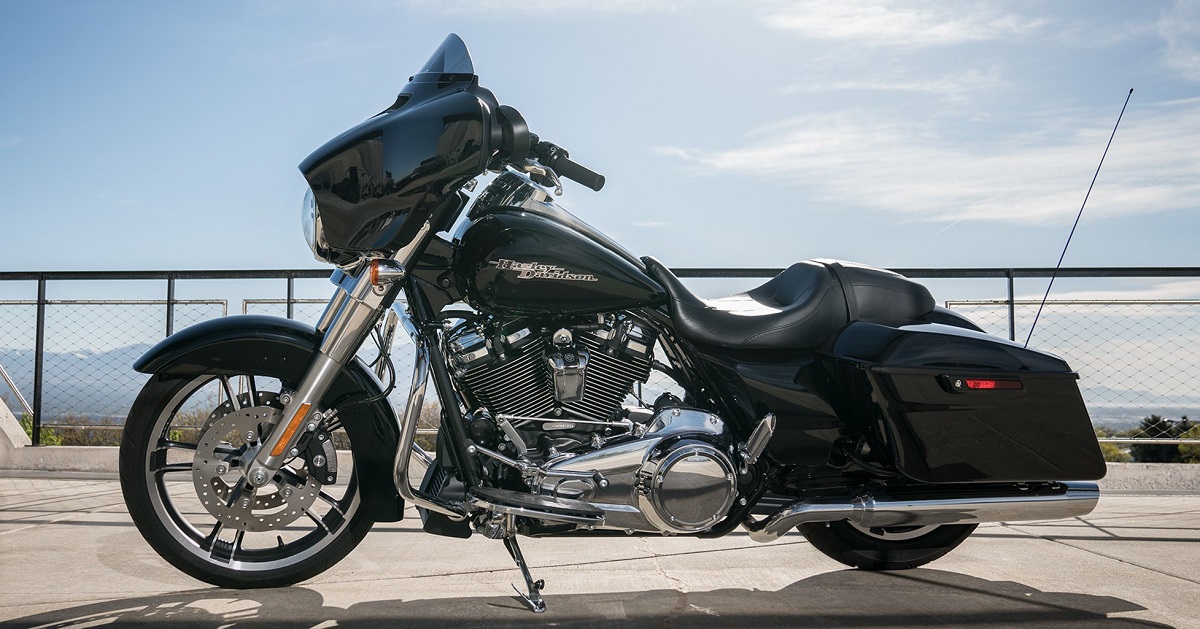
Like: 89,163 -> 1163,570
744,481 -> 1099,543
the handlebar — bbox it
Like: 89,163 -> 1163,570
533,141 -> 605,192
494,108 -> 606,192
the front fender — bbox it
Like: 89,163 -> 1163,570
135,315 -> 405,522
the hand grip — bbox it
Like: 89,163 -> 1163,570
550,155 -> 605,191
533,141 -> 606,191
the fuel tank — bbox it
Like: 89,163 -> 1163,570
453,174 -> 666,316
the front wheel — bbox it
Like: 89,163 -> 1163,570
797,521 -> 977,570
120,371 -> 373,588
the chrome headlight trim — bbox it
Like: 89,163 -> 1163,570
301,188 -> 324,262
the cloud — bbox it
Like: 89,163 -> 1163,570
1013,279 -> 1200,302
781,66 -> 1008,103
655,101 -> 1200,225
400,0 -> 692,15
758,1 -> 1044,47
1158,1 -> 1200,82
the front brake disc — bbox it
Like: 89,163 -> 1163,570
192,405 -> 321,533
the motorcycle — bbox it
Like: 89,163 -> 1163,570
119,34 -> 1106,613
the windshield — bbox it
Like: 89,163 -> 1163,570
416,33 -> 474,76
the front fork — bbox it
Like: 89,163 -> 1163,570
244,255 -> 412,488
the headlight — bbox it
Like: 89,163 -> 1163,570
301,188 -> 324,262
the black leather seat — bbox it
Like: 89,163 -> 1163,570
643,257 -> 935,351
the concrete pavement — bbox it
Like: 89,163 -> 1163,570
0,475 -> 1196,628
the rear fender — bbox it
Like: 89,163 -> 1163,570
134,315 -> 405,522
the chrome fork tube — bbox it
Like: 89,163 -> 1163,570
246,267 -> 392,486
247,220 -> 434,488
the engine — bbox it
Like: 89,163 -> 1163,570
444,314 -> 739,535
446,311 -> 657,459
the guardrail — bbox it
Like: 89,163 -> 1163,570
2,267 -> 1198,456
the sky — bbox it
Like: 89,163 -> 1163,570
1,1 -> 1199,295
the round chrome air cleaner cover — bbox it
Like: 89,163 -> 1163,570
640,440 -> 737,534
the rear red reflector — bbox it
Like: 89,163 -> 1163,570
963,378 -> 1022,390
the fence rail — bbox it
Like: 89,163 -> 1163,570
2,267 -> 1199,454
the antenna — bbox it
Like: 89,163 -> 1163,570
1024,88 -> 1133,348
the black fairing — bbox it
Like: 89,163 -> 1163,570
822,322 -> 1106,483
299,35 -> 497,266
454,209 -> 666,316
133,316 -> 406,522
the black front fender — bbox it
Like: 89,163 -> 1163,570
135,315 -> 405,522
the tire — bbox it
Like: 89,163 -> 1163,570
120,372 -> 374,588
797,521 -> 977,570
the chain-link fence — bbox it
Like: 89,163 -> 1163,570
1,268 -> 1198,452
948,299 -> 1200,445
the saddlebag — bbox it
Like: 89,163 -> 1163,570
822,321 -> 1107,484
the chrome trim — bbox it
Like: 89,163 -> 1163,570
638,440 -> 737,534
319,268 -> 390,365
411,443 -> 435,468
741,412 -> 775,467
539,407 -> 734,534
315,273 -> 352,334
392,220 -> 432,268
250,352 -> 343,478
744,481 -> 1100,543
473,444 -> 602,486
372,260 -> 408,284
391,336 -> 467,520
497,413 -> 618,427
469,497 -> 602,526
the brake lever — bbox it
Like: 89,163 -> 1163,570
514,160 -> 564,196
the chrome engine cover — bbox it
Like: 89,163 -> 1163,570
541,407 -> 737,534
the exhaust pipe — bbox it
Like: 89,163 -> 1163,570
744,481 -> 1099,543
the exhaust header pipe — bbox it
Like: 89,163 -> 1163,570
744,481 -> 1099,543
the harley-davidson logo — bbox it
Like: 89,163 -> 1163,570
490,258 -> 599,282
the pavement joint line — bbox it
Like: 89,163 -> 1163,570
999,522 -> 1200,587
0,487 -> 125,512
315,539 -> 812,587
1003,510 -> 1200,527
1074,515 -> 1121,538
1087,508 -> 1200,520
0,502 -> 123,537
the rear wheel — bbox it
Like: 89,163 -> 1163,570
119,371 -> 373,588
797,521 -> 977,570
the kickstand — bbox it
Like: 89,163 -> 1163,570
501,517 -> 545,613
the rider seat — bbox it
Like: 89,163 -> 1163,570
643,257 -> 934,351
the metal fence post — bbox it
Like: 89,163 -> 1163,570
286,273 -> 295,320
166,273 -> 176,336
32,275 -> 46,446
1006,269 -> 1016,342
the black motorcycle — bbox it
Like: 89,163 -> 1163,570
120,34 -> 1105,613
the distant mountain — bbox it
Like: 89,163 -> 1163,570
0,344 -> 153,419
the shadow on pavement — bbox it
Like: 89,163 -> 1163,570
4,568 -> 1166,628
